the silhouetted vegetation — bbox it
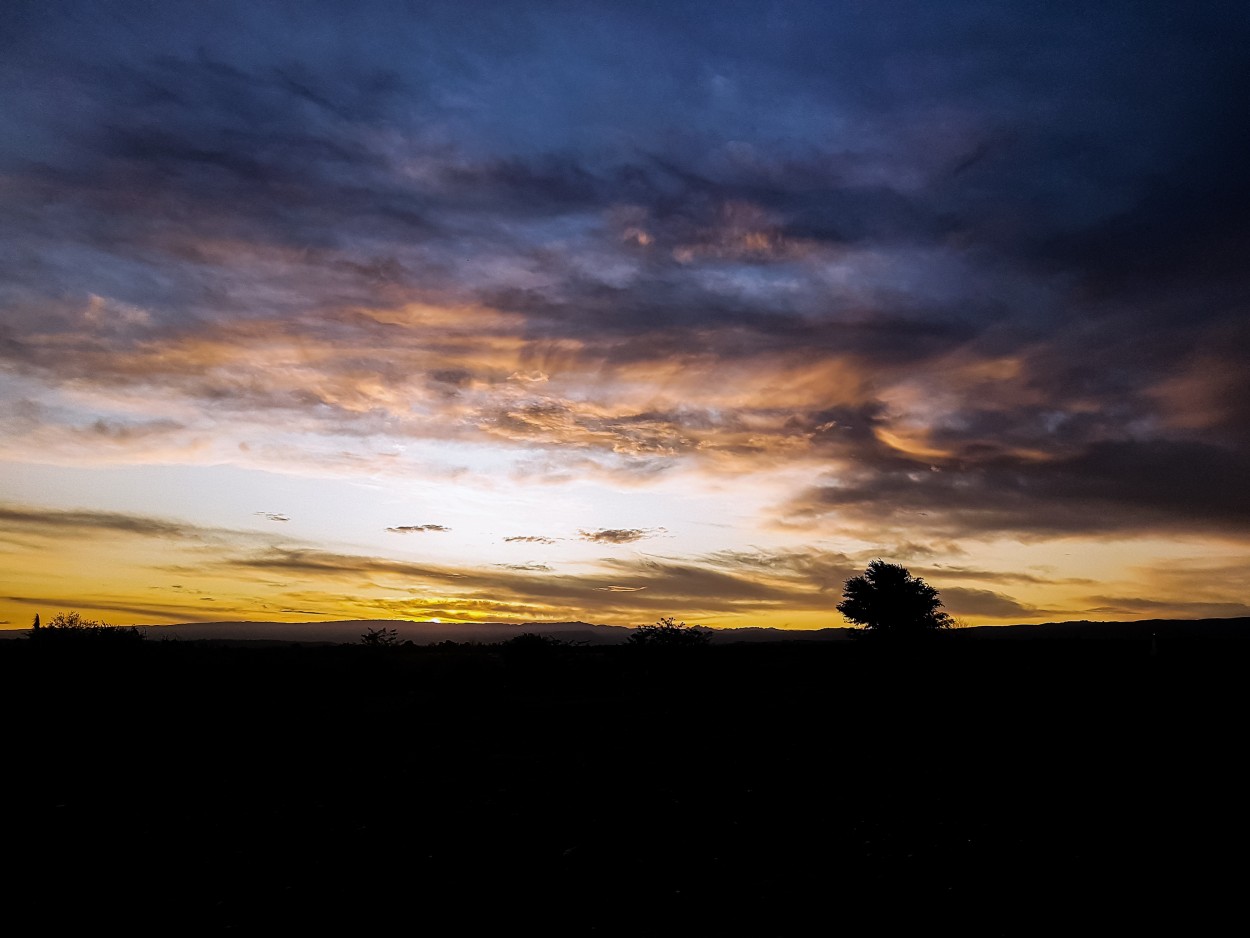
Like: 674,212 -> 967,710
359,625 -> 401,647
5,615 -> 1247,933
501,631 -> 574,650
499,631 -> 582,658
27,610 -> 145,644
626,615 -> 713,648
837,561 -> 951,636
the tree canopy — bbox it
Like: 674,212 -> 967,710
627,616 -> 712,648
836,561 -> 951,636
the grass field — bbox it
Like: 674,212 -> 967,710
3,635 -> 1245,934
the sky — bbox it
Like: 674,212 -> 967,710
3,1 -> 1249,631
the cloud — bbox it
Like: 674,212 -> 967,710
3,593 -> 227,622
256,512 -> 289,522
784,439 -> 1250,541
189,543 -> 842,623
938,587 -> 1043,621
579,528 -> 660,544
702,547 -> 858,591
1080,597 -> 1250,620
503,535 -> 558,544
595,555 -> 813,605
217,549 -> 464,582
0,503 -> 242,542
387,524 -> 451,534
915,565 -> 1093,587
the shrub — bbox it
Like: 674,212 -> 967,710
360,626 -> 401,648
29,611 -> 145,644
627,616 -> 712,649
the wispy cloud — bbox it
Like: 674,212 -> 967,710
4,593 -> 232,622
387,524 -> 451,534
1080,597 -> 1250,620
0,503 -> 248,542
579,528 -> 660,544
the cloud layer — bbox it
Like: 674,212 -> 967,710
3,2 -> 1249,628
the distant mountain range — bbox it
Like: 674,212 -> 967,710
4,616 -> 1246,645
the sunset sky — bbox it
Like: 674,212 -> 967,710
3,1 -> 1249,631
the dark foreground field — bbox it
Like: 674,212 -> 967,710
3,634 -> 1246,934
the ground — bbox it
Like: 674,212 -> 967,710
2,636 -> 1244,934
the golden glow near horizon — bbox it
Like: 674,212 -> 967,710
4,6 -> 1249,633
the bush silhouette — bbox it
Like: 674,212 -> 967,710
500,632 -> 576,653
837,561 -> 951,637
360,626 -> 400,648
627,616 -> 712,648
29,611 -> 145,644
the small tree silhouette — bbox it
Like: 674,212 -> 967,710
627,616 -> 712,648
837,561 -> 951,637
360,626 -> 400,648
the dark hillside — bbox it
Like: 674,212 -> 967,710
2,636 -> 1245,933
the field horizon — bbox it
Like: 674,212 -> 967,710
6,612 -> 1250,646
4,622 -> 1246,932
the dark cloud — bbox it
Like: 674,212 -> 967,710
0,503 -> 212,540
3,593 -> 220,622
789,439 -> 1250,540
939,587 -> 1042,621
579,529 -> 655,545
223,549 -> 462,582
503,536 -> 558,545
387,524 -> 450,534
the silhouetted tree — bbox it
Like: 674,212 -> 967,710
31,612 -> 40,630
627,616 -> 712,648
49,611 -> 93,628
837,561 -> 951,636
360,626 -> 400,647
